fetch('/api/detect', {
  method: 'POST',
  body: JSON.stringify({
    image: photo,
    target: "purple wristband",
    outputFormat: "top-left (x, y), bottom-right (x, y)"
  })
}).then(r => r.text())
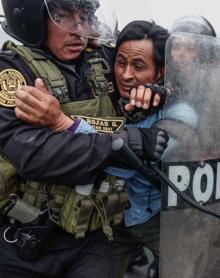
top-left (67, 118), bottom-right (81, 133)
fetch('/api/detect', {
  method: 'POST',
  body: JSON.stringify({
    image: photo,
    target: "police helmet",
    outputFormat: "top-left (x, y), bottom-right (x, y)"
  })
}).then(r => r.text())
top-left (170, 15), bottom-right (216, 37)
top-left (1, 0), bottom-right (100, 47)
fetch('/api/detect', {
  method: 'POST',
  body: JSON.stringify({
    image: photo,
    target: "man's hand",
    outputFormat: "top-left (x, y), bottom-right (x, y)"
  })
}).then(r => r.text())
top-left (125, 84), bottom-right (167, 112)
top-left (126, 126), bottom-right (169, 161)
top-left (15, 78), bottom-right (74, 131)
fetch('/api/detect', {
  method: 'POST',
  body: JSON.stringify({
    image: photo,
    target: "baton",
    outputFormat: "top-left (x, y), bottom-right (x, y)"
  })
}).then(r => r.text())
top-left (111, 138), bottom-right (160, 188)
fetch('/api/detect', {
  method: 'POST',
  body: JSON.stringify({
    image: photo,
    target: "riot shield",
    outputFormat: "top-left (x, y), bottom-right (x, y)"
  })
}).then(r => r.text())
top-left (160, 33), bottom-right (220, 278)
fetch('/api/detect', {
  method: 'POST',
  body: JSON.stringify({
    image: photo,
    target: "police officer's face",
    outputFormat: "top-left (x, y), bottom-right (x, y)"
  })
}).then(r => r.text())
top-left (171, 38), bottom-right (198, 68)
top-left (114, 39), bottom-right (161, 99)
top-left (46, 19), bottom-right (88, 61)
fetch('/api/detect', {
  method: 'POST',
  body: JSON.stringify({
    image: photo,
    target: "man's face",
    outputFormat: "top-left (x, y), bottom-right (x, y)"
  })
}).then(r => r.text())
top-left (114, 39), bottom-right (160, 99)
top-left (171, 38), bottom-right (198, 68)
top-left (46, 17), bottom-right (88, 61)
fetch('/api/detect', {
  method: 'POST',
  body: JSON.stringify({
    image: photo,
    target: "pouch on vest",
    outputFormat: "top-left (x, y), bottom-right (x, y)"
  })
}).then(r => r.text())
top-left (89, 180), bottom-right (113, 230)
top-left (89, 178), bottom-right (129, 236)
top-left (58, 189), bottom-right (94, 238)
top-left (0, 153), bottom-right (19, 210)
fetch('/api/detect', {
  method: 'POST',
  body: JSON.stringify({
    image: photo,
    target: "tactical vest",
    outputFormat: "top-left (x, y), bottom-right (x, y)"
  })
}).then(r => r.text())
top-left (0, 42), bottom-right (127, 239)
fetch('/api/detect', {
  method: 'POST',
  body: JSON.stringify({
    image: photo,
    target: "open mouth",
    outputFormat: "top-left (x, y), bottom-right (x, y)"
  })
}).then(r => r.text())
top-left (120, 83), bottom-right (133, 92)
top-left (66, 42), bottom-right (83, 52)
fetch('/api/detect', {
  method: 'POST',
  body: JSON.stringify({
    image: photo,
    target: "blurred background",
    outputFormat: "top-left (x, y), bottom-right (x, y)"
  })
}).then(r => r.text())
top-left (0, 0), bottom-right (219, 41)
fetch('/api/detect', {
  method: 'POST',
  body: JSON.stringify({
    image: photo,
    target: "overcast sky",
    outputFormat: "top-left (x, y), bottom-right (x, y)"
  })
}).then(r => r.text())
top-left (111, 0), bottom-right (220, 35)
top-left (0, 0), bottom-right (219, 35)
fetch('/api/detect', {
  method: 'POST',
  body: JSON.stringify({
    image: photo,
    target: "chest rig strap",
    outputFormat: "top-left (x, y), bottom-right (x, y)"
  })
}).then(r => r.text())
top-left (84, 48), bottom-right (111, 98)
top-left (4, 41), bottom-right (70, 103)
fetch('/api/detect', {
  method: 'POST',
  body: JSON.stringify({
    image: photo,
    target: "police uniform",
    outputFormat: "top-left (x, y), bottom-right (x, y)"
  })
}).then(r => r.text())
top-left (0, 41), bottom-right (124, 278)
top-left (0, 1), bottom-right (170, 276)
top-left (0, 44), bottom-right (121, 184)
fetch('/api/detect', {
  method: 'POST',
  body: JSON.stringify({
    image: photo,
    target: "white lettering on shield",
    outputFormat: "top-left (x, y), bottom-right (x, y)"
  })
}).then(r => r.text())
top-left (167, 162), bottom-right (220, 207)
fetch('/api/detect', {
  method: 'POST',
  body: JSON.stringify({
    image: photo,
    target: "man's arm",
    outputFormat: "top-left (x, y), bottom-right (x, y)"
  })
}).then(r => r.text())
top-left (15, 79), bottom-right (166, 129)
top-left (0, 58), bottom-right (114, 185)
top-left (0, 56), bottom-right (167, 187)
top-left (1, 104), bottom-right (168, 187)
top-left (0, 106), bottom-right (113, 185)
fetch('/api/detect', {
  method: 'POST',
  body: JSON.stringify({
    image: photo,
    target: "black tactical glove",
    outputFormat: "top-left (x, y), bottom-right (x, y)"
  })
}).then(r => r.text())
top-left (144, 83), bottom-right (168, 109)
top-left (126, 126), bottom-right (169, 161)
top-left (119, 82), bottom-right (169, 124)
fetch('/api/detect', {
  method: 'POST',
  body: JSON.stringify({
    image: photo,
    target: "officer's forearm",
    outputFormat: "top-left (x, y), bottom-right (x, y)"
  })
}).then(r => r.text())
top-left (0, 110), bottom-right (112, 185)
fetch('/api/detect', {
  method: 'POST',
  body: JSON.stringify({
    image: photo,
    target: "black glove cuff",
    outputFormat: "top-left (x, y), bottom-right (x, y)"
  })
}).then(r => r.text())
top-left (108, 131), bottom-right (131, 169)
top-left (144, 83), bottom-right (169, 108)
top-left (126, 127), bottom-right (143, 157)
top-left (110, 130), bottom-right (128, 144)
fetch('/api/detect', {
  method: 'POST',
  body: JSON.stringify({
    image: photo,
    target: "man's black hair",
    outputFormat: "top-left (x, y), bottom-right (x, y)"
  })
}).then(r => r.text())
top-left (115, 20), bottom-right (170, 75)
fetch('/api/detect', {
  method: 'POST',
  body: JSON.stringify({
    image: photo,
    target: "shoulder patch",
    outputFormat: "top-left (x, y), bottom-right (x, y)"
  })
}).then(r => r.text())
top-left (0, 69), bottom-right (26, 107)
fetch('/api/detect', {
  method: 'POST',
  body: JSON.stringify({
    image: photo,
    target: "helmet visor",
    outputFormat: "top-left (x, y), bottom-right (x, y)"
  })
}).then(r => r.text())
top-left (44, 0), bottom-right (117, 43)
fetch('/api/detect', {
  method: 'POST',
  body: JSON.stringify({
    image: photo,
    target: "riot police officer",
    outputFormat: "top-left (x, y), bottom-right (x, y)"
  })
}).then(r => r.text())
top-left (0, 0), bottom-right (168, 277)
top-left (157, 16), bottom-right (220, 278)
top-left (158, 15), bottom-right (216, 160)
top-left (170, 15), bottom-right (216, 36)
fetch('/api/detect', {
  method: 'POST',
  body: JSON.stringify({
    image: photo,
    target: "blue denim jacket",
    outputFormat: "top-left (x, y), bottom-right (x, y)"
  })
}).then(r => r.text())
top-left (75, 111), bottom-right (163, 227)
top-left (106, 111), bottom-right (162, 226)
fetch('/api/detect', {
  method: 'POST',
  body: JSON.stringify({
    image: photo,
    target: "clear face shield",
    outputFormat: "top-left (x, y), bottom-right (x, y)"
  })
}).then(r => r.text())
top-left (44, 0), bottom-right (117, 43)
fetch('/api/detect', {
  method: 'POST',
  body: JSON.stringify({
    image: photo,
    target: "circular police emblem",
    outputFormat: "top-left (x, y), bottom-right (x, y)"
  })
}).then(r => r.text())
top-left (0, 69), bottom-right (27, 107)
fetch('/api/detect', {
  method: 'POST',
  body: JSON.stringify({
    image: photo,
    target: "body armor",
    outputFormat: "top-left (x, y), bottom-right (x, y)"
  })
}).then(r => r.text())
top-left (0, 42), bottom-right (127, 239)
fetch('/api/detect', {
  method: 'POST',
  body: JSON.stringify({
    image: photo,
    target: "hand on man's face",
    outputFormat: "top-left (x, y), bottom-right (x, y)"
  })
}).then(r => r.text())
top-left (125, 85), bottom-right (162, 111)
